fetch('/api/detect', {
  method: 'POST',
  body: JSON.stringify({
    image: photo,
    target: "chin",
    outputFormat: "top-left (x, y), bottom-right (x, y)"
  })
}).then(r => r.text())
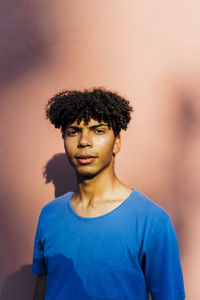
top-left (77, 172), bottom-right (98, 181)
top-left (76, 167), bottom-right (101, 179)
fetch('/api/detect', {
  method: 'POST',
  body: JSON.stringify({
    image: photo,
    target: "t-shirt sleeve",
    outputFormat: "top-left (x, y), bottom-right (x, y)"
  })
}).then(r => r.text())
top-left (142, 215), bottom-right (185, 300)
top-left (32, 212), bottom-right (47, 275)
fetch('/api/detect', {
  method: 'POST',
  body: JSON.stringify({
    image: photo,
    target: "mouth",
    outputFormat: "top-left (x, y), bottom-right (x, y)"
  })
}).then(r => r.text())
top-left (76, 155), bottom-right (97, 165)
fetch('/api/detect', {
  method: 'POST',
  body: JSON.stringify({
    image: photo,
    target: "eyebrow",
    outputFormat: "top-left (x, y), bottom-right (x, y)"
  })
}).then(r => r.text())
top-left (65, 123), bottom-right (109, 130)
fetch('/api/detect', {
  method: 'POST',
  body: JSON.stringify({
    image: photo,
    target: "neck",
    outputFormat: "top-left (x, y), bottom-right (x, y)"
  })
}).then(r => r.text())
top-left (74, 164), bottom-right (123, 205)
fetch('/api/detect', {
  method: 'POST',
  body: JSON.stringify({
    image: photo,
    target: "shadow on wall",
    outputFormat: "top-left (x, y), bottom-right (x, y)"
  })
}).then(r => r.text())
top-left (149, 88), bottom-right (200, 261)
top-left (0, 255), bottom-right (89, 300)
top-left (0, 153), bottom-right (76, 300)
top-left (0, 265), bottom-right (36, 300)
top-left (167, 93), bottom-right (200, 256)
top-left (171, 95), bottom-right (200, 253)
top-left (0, 0), bottom-right (58, 89)
top-left (43, 153), bottom-right (77, 198)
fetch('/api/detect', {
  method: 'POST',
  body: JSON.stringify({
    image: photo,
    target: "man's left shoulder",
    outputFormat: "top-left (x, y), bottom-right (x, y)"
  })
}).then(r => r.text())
top-left (131, 189), bottom-right (170, 222)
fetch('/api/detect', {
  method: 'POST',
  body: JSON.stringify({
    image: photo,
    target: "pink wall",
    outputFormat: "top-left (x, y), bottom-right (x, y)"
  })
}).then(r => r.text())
top-left (1, 1), bottom-right (200, 299)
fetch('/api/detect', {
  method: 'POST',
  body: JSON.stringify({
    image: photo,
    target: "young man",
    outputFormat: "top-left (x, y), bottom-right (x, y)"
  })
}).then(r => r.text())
top-left (32, 88), bottom-right (185, 300)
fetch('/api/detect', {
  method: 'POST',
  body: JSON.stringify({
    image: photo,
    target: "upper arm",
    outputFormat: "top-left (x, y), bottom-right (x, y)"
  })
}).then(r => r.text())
top-left (143, 216), bottom-right (185, 299)
top-left (33, 274), bottom-right (47, 300)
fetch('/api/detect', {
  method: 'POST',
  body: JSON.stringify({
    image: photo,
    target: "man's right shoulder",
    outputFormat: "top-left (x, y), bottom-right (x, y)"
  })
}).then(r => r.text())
top-left (39, 190), bottom-right (74, 219)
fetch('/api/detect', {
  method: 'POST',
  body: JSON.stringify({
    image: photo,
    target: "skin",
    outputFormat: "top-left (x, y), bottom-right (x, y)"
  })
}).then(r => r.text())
top-left (32, 274), bottom-right (46, 300)
top-left (64, 118), bottom-right (132, 218)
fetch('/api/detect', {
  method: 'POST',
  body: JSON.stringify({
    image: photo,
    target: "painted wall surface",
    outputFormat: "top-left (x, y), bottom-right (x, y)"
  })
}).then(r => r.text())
top-left (1, 1), bottom-right (200, 299)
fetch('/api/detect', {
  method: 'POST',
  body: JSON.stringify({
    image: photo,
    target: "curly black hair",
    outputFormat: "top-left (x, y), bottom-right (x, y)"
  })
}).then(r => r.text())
top-left (45, 87), bottom-right (133, 138)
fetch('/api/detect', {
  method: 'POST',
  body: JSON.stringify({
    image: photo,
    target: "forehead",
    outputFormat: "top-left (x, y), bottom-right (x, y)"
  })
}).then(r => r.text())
top-left (68, 118), bottom-right (108, 127)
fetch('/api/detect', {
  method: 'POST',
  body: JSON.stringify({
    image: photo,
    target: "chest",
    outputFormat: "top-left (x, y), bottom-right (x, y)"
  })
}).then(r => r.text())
top-left (41, 212), bottom-right (143, 267)
top-left (71, 199), bottom-right (125, 218)
top-left (41, 212), bottom-right (148, 299)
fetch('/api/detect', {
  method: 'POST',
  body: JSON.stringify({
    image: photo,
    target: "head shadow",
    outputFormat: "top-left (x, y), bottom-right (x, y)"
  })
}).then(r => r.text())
top-left (43, 153), bottom-right (76, 197)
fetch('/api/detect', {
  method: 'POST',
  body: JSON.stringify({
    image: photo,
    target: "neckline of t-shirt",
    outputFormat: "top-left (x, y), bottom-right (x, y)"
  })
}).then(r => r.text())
top-left (66, 188), bottom-right (137, 221)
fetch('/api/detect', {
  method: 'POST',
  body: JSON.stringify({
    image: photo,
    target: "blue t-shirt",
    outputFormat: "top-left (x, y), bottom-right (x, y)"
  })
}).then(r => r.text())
top-left (32, 189), bottom-right (185, 300)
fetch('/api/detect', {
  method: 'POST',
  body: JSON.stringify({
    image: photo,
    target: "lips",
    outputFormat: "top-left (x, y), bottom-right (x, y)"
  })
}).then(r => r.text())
top-left (76, 155), bottom-right (97, 164)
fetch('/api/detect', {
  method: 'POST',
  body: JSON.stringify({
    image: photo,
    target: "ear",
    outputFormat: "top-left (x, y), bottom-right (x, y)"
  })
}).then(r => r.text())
top-left (113, 134), bottom-right (121, 156)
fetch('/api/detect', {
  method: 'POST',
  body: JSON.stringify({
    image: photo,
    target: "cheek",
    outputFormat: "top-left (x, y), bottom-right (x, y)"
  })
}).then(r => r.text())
top-left (64, 142), bottom-right (74, 160)
top-left (95, 137), bottom-right (115, 156)
top-left (64, 138), bottom-right (75, 151)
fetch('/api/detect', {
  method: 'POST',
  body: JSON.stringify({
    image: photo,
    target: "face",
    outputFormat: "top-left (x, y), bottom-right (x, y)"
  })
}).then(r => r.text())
top-left (64, 118), bottom-right (121, 178)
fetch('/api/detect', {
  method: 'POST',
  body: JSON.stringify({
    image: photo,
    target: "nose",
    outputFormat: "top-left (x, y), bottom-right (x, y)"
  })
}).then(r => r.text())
top-left (78, 131), bottom-right (93, 148)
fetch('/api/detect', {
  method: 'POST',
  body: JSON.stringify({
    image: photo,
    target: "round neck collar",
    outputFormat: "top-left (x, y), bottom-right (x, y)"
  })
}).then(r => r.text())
top-left (67, 188), bottom-right (136, 221)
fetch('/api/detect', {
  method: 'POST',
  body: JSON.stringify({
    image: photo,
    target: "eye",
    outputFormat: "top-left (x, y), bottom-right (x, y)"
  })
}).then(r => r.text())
top-left (66, 130), bottom-right (78, 136)
top-left (95, 129), bottom-right (105, 134)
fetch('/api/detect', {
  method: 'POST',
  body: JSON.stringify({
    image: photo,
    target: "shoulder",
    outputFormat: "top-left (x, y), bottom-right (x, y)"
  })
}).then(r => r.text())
top-left (129, 189), bottom-right (170, 227)
top-left (131, 190), bottom-right (178, 249)
top-left (39, 190), bottom-right (74, 222)
top-left (130, 189), bottom-right (170, 222)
